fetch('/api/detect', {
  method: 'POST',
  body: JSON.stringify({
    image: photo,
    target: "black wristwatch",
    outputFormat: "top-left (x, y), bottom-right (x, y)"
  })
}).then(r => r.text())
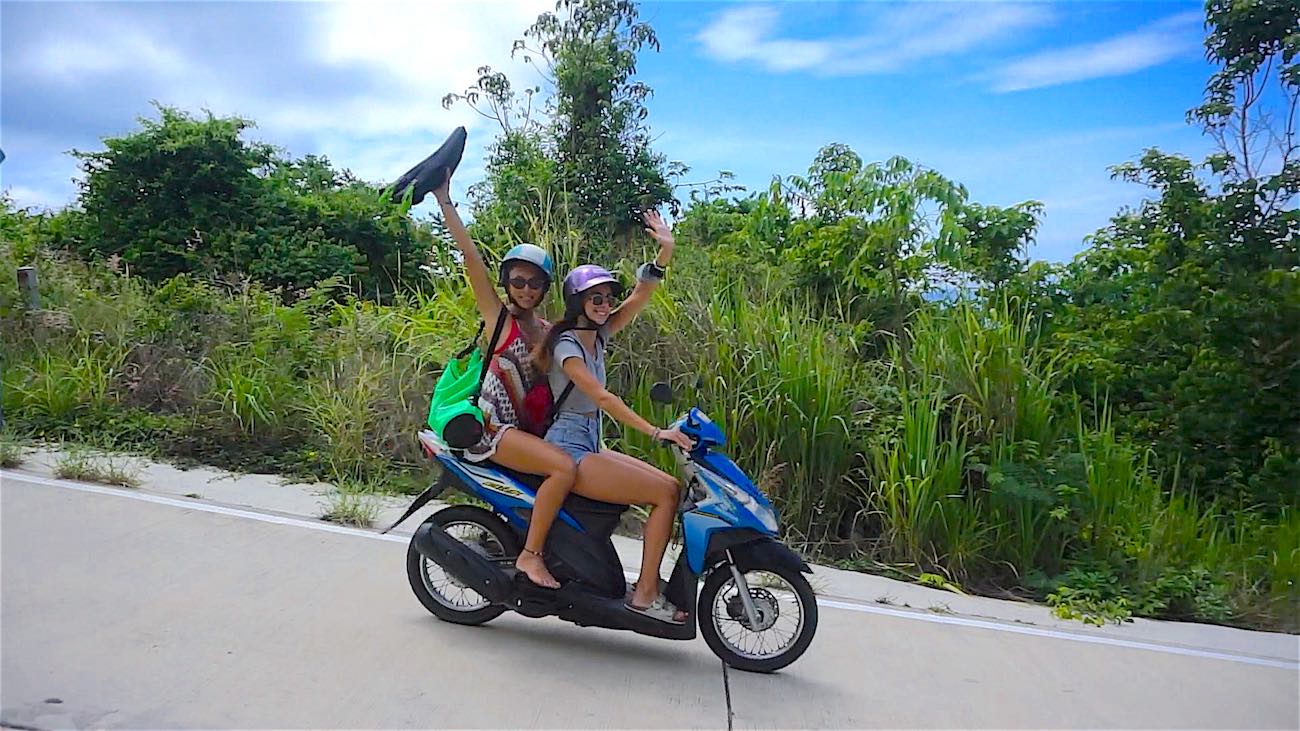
top-left (638, 261), bottom-right (667, 282)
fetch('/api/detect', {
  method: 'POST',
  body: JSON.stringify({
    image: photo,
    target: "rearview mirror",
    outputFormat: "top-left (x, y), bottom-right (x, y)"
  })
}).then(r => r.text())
top-left (649, 382), bottom-right (675, 404)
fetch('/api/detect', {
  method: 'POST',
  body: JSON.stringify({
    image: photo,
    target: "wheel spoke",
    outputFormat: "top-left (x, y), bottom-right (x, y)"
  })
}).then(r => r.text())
top-left (711, 569), bottom-right (808, 662)
top-left (420, 519), bottom-right (507, 613)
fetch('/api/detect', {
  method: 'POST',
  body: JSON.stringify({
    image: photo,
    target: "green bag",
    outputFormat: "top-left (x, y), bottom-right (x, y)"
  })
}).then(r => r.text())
top-left (427, 307), bottom-right (508, 450)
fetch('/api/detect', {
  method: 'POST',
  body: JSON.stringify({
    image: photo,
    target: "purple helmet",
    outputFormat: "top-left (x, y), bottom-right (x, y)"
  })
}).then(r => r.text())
top-left (563, 264), bottom-right (624, 299)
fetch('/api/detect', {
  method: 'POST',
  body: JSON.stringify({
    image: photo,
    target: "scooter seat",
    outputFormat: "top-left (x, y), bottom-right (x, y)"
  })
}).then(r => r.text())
top-left (484, 460), bottom-right (628, 515)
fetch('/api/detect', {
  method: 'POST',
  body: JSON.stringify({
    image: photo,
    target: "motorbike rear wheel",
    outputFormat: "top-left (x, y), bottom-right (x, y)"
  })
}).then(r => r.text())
top-left (698, 562), bottom-right (818, 673)
top-left (406, 505), bottom-right (519, 626)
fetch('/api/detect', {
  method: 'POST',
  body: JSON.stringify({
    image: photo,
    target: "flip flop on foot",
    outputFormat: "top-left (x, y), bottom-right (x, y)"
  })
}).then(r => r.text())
top-left (515, 548), bottom-right (560, 589)
top-left (625, 594), bottom-right (687, 625)
top-left (625, 578), bottom-right (668, 602)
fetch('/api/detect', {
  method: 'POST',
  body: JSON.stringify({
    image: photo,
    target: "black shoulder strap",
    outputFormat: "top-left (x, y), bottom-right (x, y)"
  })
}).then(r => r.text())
top-left (475, 306), bottom-right (510, 393)
top-left (552, 381), bottom-right (576, 413)
top-left (453, 320), bottom-right (486, 360)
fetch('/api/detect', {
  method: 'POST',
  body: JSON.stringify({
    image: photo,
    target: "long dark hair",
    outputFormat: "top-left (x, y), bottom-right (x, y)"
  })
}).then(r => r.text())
top-left (533, 295), bottom-right (592, 373)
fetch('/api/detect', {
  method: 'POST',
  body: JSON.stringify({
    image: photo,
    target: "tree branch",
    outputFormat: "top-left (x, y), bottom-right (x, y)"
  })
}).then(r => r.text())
top-left (1240, 73), bottom-right (1255, 178)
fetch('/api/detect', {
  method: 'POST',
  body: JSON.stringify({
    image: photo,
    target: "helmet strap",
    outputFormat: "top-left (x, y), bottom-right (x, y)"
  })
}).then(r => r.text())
top-left (506, 293), bottom-right (531, 312)
top-left (573, 312), bottom-right (605, 330)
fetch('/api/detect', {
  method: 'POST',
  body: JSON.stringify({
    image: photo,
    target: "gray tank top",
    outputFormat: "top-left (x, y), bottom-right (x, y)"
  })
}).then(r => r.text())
top-left (548, 328), bottom-right (608, 414)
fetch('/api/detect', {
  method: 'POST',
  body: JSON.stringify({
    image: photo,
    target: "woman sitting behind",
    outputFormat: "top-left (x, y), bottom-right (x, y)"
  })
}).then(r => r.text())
top-left (433, 174), bottom-right (575, 590)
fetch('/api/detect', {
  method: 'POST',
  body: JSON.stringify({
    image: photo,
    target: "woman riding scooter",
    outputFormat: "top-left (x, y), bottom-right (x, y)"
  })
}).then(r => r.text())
top-left (534, 223), bottom-right (696, 624)
top-left (433, 176), bottom-right (575, 590)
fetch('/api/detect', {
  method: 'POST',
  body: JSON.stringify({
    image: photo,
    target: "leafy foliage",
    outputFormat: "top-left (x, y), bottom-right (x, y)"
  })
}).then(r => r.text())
top-left (445, 0), bottom-right (675, 261)
top-left (2, 0), bottom-right (1296, 632)
top-left (71, 105), bottom-right (436, 298)
top-left (1051, 149), bottom-right (1299, 508)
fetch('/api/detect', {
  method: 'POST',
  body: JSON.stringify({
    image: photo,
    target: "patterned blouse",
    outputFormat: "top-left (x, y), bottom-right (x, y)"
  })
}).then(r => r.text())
top-left (464, 315), bottom-right (549, 462)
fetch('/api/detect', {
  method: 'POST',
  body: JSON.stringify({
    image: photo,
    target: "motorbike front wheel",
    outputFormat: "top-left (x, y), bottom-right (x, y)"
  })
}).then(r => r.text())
top-left (405, 505), bottom-right (518, 626)
top-left (698, 562), bottom-right (818, 673)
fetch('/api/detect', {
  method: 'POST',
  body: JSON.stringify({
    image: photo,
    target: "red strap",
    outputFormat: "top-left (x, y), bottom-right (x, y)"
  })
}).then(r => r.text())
top-left (493, 318), bottom-right (522, 355)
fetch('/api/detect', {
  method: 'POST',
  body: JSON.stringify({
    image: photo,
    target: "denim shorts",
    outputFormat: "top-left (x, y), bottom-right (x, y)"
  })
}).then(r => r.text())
top-left (545, 411), bottom-right (601, 464)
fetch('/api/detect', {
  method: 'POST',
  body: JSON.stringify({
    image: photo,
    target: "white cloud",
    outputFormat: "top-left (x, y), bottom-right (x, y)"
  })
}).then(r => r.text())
top-left (9, 5), bottom-right (191, 83)
top-left (305, 0), bottom-right (553, 137)
top-left (3, 1), bottom-right (556, 209)
top-left (988, 11), bottom-right (1203, 93)
top-left (318, 1), bottom-right (550, 84)
top-left (696, 3), bottom-right (1053, 76)
top-left (27, 32), bottom-right (192, 83)
top-left (286, 1), bottom-right (549, 190)
top-left (1, 183), bottom-right (75, 213)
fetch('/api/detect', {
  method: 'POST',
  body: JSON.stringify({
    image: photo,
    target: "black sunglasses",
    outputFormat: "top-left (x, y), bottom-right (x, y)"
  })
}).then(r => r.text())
top-left (586, 292), bottom-right (618, 307)
top-left (508, 276), bottom-right (547, 291)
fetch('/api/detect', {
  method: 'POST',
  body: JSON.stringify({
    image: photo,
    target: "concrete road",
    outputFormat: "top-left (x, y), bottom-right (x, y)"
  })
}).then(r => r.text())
top-left (2, 474), bottom-right (1297, 730)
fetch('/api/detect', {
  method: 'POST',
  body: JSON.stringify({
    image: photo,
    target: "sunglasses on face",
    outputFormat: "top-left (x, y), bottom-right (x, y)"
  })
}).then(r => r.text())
top-left (508, 276), bottom-right (547, 291)
top-left (586, 292), bottom-right (617, 307)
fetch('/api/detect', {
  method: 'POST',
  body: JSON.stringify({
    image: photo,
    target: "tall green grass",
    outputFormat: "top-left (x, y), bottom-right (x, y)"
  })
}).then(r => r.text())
top-left (7, 339), bottom-right (125, 422)
top-left (614, 277), bottom-right (882, 545)
top-left (868, 390), bottom-right (986, 579)
top-left (2, 234), bottom-right (1294, 630)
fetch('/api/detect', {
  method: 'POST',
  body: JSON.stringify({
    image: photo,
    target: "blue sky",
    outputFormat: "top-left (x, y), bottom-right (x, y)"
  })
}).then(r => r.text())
top-left (1, 1), bottom-right (1217, 262)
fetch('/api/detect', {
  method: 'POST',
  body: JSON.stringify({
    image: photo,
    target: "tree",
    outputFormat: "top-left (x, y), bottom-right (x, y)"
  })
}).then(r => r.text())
top-left (464, 130), bottom-right (561, 253)
top-left (74, 106), bottom-right (274, 279)
top-left (527, 0), bottom-right (673, 256)
top-left (1042, 1), bottom-right (1300, 509)
top-left (1190, 0), bottom-right (1298, 204)
top-left (673, 194), bottom-right (756, 249)
top-left (1053, 148), bottom-right (1299, 508)
top-left (446, 0), bottom-right (676, 261)
top-left (442, 65), bottom-right (544, 137)
top-left (786, 148), bottom-right (968, 346)
top-left (72, 106), bottom-right (433, 298)
top-left (955, 200), bottom-right (1045, 295)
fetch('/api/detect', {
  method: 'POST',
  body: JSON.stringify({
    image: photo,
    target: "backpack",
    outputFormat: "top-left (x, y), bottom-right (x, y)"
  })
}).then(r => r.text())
top-left (426, 307), bottom-right (509, 449)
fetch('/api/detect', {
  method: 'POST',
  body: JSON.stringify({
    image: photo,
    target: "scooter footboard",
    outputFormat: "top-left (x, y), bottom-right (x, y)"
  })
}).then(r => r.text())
top-left (558, 589), bottom-right (696, 641)
top-left (412, 521), bottom-right (513, 604)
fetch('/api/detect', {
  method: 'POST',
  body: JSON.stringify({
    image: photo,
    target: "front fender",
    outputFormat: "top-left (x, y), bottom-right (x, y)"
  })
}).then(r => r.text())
top-left (705, 531), bottom-right (812, 575)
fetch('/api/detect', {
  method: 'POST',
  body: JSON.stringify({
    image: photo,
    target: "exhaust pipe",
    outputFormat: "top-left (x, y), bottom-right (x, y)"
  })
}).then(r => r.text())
top-left (412, 522), bottom-right (512, 604)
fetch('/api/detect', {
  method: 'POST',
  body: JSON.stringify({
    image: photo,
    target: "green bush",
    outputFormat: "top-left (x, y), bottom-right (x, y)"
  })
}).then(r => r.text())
top-left (68, 106), bottom-right (439, 299)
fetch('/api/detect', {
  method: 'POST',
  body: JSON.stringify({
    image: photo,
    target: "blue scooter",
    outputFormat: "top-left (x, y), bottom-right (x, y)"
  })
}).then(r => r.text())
top-left (387, 382), bottom-right (818, 672)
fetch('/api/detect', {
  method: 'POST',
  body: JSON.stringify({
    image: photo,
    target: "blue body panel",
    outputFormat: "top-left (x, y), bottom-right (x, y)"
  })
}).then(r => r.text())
top-left (437, 454), bottom-right (582, 530)
top-left (699, 451), bottom-right (760, 495)
top-left (681, 461), bottom-right (780, 573)
top-left (435, 405), bottom-right (784, 577)
top-left (682, 509), bottom-right (732, 574)
top-left (679, 407), bottom-right (725, 448)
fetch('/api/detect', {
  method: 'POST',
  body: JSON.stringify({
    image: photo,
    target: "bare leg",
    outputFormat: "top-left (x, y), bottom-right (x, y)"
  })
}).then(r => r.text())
top-left (602, 450), bottom-right (681, 491)
top-left (491, 428), bottom-right (575, 589)
top-left (570, 450), bottom-right (682, 611)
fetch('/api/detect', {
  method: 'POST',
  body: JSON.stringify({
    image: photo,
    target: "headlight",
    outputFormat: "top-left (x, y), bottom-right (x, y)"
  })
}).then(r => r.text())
top-left (716, 477), bottom-right (779, 533)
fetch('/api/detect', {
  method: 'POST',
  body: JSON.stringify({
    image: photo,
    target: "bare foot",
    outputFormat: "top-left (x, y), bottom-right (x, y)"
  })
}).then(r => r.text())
top-left (515, 551), bottom-right (560, 589)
